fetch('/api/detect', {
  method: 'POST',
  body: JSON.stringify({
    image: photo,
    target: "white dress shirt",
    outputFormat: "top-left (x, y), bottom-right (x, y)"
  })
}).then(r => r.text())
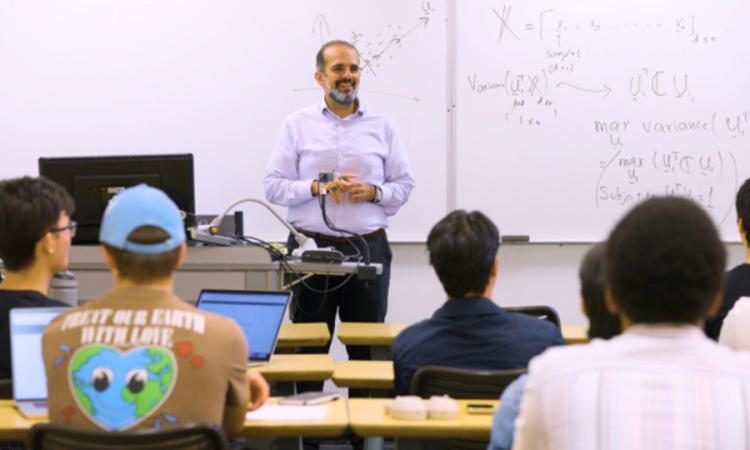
top-left (719, 297), bottom-right (750, 350)
top-left (513, 325), bottom-right (750, 450)
top-left (264, 100), bottom-right (415, 235)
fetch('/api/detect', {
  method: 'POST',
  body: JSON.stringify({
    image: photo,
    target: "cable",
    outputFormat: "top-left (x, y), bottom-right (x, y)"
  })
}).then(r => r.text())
top-left (317, 190), bottom-right (371, 264)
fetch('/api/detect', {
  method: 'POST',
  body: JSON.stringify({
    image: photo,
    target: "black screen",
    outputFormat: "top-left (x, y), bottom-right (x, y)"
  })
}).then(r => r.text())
top-left (39, 154), bottom-right (195, 244)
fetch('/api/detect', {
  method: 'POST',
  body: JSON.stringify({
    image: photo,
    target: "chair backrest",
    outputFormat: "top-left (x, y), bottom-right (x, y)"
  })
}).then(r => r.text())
top-left (0, 378), bottom-right (12, 400)
top-left (409, 365), bottom-right (527, 399)
top-left (27, 423), bottom-right (229, 450)
top-left (505, 305), bottom-right (561, 329)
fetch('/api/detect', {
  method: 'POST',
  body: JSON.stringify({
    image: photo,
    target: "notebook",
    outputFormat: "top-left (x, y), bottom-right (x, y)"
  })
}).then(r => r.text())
top-left (10, 306), bottom-right (68, 418)
top-left (196, 290), bottom-right (291, 365)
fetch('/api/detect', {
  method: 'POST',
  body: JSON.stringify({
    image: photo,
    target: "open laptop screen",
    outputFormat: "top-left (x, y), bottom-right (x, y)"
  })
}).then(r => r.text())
top-left (196, 290), bottom-right (290, 362)
top-left (10, 307), bottom-right (68, 401)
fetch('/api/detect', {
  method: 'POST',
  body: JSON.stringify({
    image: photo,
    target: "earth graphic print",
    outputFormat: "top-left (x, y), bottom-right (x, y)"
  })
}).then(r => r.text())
top-left (68, 344), bottom-right (177, 430)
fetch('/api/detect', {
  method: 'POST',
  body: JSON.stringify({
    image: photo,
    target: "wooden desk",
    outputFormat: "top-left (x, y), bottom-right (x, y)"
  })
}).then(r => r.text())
top-left (242, 397), bottom-right (348, 438)
top-left (561, 324), bottom-right (589, 344)
top-left (338, 321), bottom-right (590, 346)
top-left (337, 322), bottom-right (407, 347)
top-left (348, 398), bottom-right (497, 440)
top-left (0, 398), bottom-right (348, 441)
top-left (277, 323), bottom-right (330, 348)
top-left (0, 400), bottom-right (43, 440)
top-left (256, 354), bottom-right (334, 382)
top-left (332, 360), bottom-right (394, 390)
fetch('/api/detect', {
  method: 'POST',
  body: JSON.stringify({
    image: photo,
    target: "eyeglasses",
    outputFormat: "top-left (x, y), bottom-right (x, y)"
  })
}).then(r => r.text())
top-left (49, 220), bottom-right (77, 238)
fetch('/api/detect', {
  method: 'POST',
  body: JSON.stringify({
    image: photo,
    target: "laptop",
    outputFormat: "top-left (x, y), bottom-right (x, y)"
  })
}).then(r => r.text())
top-left (10, 307), bottom-right (68, 418)
top-left (196, 290), bottom-right (291, 366)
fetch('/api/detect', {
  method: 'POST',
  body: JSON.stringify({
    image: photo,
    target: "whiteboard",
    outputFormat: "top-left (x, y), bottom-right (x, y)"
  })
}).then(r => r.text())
top-left (0, 0), bottom-right (447, 242)
top-left (456, 0), bottom-right (748, 241)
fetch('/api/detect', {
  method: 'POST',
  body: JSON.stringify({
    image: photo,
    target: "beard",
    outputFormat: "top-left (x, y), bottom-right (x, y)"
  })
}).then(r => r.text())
top-left (327, 80), bottom-right (358, 105)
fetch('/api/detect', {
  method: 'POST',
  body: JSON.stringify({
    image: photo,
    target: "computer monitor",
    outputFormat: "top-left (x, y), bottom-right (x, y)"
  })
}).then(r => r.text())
top-left (39, 154), bottom-right (195, 244)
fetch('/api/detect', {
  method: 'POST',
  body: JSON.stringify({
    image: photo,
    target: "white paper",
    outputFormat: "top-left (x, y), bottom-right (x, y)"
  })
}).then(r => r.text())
top-left (245, 405), bottom-right (328, 422)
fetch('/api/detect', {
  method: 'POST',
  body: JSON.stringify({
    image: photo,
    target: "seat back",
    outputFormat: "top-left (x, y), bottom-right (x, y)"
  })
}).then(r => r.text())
top-left (405, 366), bottom-right (526, 450)
top-left (505, 305), bottom-right (561, 329)
top-left (409, 365), bottom-right (527, 399)
top-left (27, 423), bottom-right (229, 450)
top-left (0, 378), bottom-right (12, 399)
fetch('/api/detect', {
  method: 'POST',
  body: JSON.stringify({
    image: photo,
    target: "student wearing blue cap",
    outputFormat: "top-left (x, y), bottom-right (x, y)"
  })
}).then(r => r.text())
top-left (42, 184), bottom-right (268, 435)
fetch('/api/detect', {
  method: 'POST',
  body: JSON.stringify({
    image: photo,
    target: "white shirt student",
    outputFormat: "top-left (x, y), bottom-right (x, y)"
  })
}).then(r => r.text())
top-left (719, 297), bottom-right (750, 350)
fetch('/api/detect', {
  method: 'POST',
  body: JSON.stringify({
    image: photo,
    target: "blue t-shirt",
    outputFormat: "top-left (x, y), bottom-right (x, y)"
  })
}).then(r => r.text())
top-left (488, 375), bottom-right (528, 450)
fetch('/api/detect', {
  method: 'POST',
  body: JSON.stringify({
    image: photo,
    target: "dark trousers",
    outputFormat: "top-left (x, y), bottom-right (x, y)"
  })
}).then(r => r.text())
top-left (286, 231), bottom-right (392, 392)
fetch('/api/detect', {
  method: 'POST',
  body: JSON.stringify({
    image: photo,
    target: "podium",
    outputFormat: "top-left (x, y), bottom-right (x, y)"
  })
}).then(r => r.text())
top-left (69, 245), bottom-right (381, 304)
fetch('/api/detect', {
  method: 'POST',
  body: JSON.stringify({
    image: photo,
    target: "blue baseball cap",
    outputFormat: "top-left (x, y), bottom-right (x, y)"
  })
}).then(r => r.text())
top-left (99, 184), bottom-right (186, 254)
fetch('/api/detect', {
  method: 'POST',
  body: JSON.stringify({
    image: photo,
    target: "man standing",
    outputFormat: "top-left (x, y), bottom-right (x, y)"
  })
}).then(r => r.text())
top-left (264, 40), bottom-right (415, 372)
top-left (513, 197), bottom-right (750, 450)
top-left (0, 176), bottom-right (73, 381)
top-left (43, 185), bottom-right (268, 434)
top-left (391, 210), bottom-right (564, 395)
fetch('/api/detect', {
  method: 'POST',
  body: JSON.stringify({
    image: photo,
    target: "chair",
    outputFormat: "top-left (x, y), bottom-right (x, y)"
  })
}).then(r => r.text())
top-left (407, 367), bottom-right (527, 450)
top-left (0, 379), bottom-right (12, 400)
top-left (505, 305), bottom-right (561, 329)
top-left (409, 365), bottom-right (527, 399)
top-left (26, 423), bottom-right (229, 450)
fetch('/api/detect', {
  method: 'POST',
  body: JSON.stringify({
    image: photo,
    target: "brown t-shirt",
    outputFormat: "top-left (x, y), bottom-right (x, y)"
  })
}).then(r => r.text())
top-left (42, 286), bottom-right (249, 434)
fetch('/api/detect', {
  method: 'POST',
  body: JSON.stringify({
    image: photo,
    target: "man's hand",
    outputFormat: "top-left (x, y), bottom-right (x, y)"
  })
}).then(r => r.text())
top-left (247, 369), bottom-right (270, 411)
top-left (347, 175), bottom-right (376, 203)
top-left (327, 175), bottom-right (352, 204)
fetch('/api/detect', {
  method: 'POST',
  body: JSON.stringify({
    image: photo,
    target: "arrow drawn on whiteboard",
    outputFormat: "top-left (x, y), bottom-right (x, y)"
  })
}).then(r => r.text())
top-left (312, 15), bottom-right (330, 44)
top-left (361, 15), bottom-right (431, 74)
top-left (557, 82), bottom-right (612, 98)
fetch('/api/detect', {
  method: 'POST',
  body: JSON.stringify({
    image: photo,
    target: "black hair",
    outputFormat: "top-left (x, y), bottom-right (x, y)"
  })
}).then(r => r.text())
top-left (316, 40), bottom-right (360, 72)
top-left (735, 178), bottom-right (750, 245)
top-left (0, 176), bottom-right (75, 271)
top-left (427, 210), bottom-right (500, 298)
top-left (579, 243), bottom-right (621, 339)
top-left (606, 197), bottom-right (725, 324)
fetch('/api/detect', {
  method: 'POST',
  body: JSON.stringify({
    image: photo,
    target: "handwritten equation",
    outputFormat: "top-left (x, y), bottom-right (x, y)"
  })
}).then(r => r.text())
top-left (493, 6), bottom-right (718, 47)
top-left (593, 111), bottom-right (750, 147)
top-left (591, 110), bottom-right (745, 222)
top-left (596, 146), bottom-right (736, 221)
top-left (464, 5), bottom-right (723, 126)
top-left (457, 3), bottom-right (745, 236)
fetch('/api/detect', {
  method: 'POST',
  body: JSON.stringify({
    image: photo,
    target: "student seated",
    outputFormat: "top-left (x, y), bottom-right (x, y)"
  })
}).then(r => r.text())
top-left (706, 177), bottom-right (750, 340)
top-left (391, 210), bottom-right (564, 395)
top-left (42, 184), bottom-right (268, 434)
top-left (513, 197), bottom-right (750, 450)
top-left (0, 176), bottom-right (73, 381)
top-left (487, 243), bottom-right (621, 450)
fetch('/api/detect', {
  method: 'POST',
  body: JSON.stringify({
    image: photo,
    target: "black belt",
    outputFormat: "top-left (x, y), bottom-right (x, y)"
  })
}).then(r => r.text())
top-left (296, 227), bottom-right (385, 244)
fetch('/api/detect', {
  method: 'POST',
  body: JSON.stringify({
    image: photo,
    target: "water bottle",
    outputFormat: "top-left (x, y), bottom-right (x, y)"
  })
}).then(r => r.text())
top-left (49, 270), bottom-right (78, 306)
